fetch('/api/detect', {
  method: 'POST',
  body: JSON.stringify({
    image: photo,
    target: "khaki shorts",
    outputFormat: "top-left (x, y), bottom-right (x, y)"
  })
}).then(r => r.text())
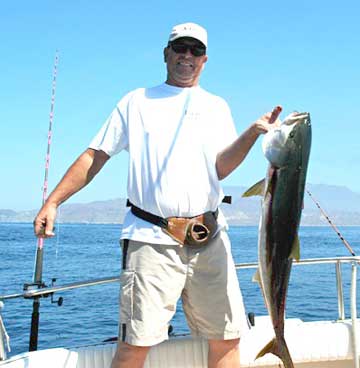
top-left (119, 230), bottom-right (249, 346)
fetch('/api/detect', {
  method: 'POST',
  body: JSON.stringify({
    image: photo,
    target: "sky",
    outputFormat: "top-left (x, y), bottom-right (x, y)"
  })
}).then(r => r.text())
top-left (1, 0), bottom-right (359, 211)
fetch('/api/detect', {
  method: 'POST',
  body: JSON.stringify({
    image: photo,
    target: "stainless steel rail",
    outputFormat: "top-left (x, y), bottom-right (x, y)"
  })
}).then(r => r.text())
top-left (1, 256), bottom-right (359, 307)
top-left (234, 256), bottom-right (360, 368)
top-left (235, 256), bottom-right (360, 322)
top-left (351, 263), bottom-right (359, 368)
top-left (0, 276), bottom-right (121, 301)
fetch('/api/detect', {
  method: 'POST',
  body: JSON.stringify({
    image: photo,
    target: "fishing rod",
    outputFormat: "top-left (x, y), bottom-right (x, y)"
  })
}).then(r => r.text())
top-left (306, 189), bottom-right (356, 256)
top-left (28, 51), bottom-right (59, 351)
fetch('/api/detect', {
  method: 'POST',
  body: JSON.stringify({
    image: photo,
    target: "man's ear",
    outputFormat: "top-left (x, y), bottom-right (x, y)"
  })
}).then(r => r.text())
top-left (201, 55), bottom-right (208, 70)
top-left (163, 47), bottom-right (168, 62)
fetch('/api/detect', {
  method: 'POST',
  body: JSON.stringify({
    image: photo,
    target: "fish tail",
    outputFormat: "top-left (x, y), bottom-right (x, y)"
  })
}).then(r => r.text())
top-left (255, 338), bottom-right (276, 360)
top-left (256, 337), bottom-right (294, 368)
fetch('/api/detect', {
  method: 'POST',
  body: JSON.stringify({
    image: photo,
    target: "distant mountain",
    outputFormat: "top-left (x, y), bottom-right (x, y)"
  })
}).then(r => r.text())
top-left (1, 184), bottom-right (360, 225)
top-left (0, 199), bottom-right (128, 224)
top-left (222, 183), bottom-right (360, 226)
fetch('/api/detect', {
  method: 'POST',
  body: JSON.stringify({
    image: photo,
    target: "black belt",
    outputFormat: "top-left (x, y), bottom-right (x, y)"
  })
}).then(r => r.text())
top-left (126, 196), bottom-right (231, 228)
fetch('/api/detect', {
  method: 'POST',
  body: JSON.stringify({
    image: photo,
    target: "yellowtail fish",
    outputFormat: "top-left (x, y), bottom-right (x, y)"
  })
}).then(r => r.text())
top-left (243, 112), bottom-right (312, 368)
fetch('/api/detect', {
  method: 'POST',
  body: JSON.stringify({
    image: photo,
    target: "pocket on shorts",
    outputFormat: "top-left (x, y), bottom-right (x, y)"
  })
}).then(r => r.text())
top-left (120, 269), bottom-right (135, 322)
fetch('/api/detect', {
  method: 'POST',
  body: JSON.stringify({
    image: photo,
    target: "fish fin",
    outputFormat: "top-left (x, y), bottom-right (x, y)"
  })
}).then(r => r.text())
top-left (252, 268), bottom-right (261, 283)
top-left (289, 233), bottom-right (300, 261)
top-left (242, 179), bottom-right (266, 197)
top-left (256, 337), bottom-right (294, 367)
top-left (256, 338), bottom-right (277, 360)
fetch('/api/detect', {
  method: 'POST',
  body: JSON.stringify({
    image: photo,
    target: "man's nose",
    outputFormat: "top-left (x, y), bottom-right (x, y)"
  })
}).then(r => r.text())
top-left (183, 48), bottom-right (192, 57)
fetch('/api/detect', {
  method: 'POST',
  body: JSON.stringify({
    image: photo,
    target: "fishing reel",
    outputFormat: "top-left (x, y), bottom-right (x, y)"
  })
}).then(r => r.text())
top-left (23, 278), bottom-right (63, 306)
top-left (50, 278), bottom-right (63, 306)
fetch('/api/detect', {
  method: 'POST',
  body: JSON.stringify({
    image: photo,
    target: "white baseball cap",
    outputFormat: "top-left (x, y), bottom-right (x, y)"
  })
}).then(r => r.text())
top-left (168, 22), bottom-right (208, 48)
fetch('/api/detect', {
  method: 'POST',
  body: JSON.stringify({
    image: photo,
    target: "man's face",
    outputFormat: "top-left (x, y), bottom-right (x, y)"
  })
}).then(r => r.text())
top-left (164, 37), bottom-right (208, 88)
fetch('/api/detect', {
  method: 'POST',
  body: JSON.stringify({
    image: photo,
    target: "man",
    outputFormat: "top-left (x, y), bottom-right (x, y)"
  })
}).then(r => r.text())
top-left (34, 22), bottom-right (281, 368)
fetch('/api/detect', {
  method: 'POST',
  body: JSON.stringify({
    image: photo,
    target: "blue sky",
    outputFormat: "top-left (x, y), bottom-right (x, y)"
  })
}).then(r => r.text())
top-left (1, 0), bottom-right (359, 210)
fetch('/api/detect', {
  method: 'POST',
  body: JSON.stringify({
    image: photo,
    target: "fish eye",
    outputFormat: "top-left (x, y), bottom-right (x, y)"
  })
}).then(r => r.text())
top-left (289, 132), bottom-right (295, 138)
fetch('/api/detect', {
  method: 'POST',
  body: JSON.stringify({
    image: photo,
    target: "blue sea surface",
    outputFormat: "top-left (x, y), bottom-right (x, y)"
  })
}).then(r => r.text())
top-left (1, 223), bottom-right (360, 357)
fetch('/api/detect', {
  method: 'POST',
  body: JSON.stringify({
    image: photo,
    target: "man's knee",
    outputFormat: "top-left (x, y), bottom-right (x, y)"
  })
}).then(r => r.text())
top-left (111, 341), bottom-right (151, 368)
top-left (208, 338), bottom-right (240, 353)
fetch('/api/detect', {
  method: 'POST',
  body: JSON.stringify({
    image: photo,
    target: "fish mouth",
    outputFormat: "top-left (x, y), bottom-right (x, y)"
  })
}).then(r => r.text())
top-left (283, 112), bottom-right (310, 125)
top-left (262, 111), bottom-right (311, 168)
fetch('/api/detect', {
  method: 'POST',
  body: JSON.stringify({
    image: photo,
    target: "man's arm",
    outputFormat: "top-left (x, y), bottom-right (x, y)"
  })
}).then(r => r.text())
top-left (33, 148), bottom-right (110, 238)
top-left (216, 106), bottom-right (282, 180)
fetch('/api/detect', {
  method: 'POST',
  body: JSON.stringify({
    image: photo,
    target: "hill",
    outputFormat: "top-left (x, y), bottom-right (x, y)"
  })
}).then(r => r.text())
top-left (1, 184), bottom-right (360, 225)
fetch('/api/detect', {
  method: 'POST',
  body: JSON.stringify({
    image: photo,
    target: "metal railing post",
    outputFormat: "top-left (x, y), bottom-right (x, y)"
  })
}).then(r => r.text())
top-left (351, 262), bottom-right (359, 368)
top-left (335, 261), bottom-right (345, 320)
top-left (0, 323), bottom-right (5, 361)
top-left (0, 301), bottom-right (8, 361)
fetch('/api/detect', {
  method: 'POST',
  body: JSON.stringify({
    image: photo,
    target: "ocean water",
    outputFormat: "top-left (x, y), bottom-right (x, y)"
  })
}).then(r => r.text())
top-left (1, 223), bottom-right (360, 357)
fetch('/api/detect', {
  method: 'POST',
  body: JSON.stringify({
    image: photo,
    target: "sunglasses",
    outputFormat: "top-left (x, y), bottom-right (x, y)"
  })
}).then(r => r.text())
top-left (170, 42), bottom-right (206, 57)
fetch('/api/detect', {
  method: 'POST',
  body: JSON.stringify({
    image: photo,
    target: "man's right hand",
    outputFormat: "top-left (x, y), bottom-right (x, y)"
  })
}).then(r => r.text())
top-left (33, 203), bottom-right (57, 238)
top-left (33, 148), bottom-right (110, 239)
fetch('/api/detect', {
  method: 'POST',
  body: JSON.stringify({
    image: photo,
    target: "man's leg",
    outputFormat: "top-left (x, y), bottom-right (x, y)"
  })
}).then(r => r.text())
top-left (181, 232), bottom-right (247, 367)
top-left (116, 240), bottom-right (186, 367)
top-left (208, 338), bottom-right (240, 368)
top-left (111, 341), bottom-right (150, 368)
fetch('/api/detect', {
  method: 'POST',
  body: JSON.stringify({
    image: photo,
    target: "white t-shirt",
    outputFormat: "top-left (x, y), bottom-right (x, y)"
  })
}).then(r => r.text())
top-left (89, 83), bottom-right (237, 244)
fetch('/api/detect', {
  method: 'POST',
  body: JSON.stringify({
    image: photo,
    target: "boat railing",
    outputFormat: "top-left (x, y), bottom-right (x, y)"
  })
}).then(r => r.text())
top-left (234, 256), bottom-right (360, 368)
top-left (1, 256), bottom-right (360, 363)
top-left (235, 256), bottom-right (360, 322)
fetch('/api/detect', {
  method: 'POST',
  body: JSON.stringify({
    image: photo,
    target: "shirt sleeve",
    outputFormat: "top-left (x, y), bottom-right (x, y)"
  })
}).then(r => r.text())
top-left (88, 102), bottom-right (129, 157)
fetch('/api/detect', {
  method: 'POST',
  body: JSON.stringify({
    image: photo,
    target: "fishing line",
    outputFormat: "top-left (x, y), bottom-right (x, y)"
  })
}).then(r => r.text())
top-left (35, 50), bottom-right (59, 252)
top-left (306, 189), bottom-right (356, 256)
